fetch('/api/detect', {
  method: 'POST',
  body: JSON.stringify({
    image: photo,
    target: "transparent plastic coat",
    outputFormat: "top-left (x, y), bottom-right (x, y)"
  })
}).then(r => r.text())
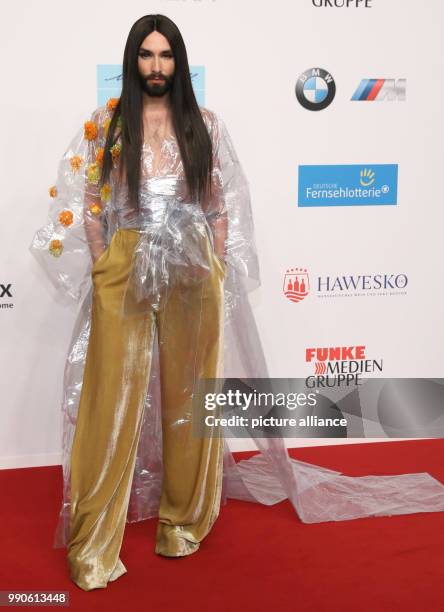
top-left (30, 103), bottom-right (444, 549)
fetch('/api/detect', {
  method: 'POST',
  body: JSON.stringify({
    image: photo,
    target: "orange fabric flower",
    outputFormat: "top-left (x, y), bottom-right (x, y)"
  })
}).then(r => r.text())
top-left (100, 183), bottom-right (111, 203)
top-left (95, 148), bottom-right (104, 164)
top-left (49, 185), bottom-right (57, 198)
top-left (59, 209), bottom-right (74, 227)
top-left (84, 120), bottom-right (98, 141)
top-left (107, 97), bottom-right (119, 111)
top-left (49, 239), bottom-right (63, 257)
top-left (70, 155), bottom-right (83, 172)
top-left (89, 203), bottom-right (102, 216)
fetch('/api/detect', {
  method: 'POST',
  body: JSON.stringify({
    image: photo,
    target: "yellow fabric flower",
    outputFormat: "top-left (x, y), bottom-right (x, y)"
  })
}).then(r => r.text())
top-left (49, 239), bottom-right (63, 257)
top-left (59, 209), bottom-right (74, 227)
top-left (49, 185), bottom-right (57, 198)
top-left (110, 142), bottom-right (121, 161)
top-left (86, 162), bottom-right (101, 185)
top-left (84, 120), bottom-right (98, 141)
top-left (100, 183), bottom-right (111, 202)
top-left (70, 155), bottom-right (83, 173)
top-left (89, 203), bottom-right (102, 216)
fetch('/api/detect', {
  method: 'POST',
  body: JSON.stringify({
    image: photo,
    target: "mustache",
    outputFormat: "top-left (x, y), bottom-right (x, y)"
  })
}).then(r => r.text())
top-left (146, 74), bottom-right (170, 82)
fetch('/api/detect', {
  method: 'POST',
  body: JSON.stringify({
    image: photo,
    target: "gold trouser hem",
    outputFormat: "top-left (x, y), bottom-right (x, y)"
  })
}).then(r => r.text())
top-left (154, 525), bottom-right (201, 557)
top-left (67, 228), bottom-right (225, 590)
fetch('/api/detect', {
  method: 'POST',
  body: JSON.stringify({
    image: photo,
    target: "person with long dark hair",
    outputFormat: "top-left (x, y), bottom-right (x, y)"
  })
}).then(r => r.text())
top-left (69, 14), bottom-right (230, 589)
top-left (32, 13), bottom-right (236, 590)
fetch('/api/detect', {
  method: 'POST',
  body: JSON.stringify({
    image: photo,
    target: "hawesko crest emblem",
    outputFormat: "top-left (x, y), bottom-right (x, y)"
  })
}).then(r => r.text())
top-left (284, 268), bottom-right (310, 303)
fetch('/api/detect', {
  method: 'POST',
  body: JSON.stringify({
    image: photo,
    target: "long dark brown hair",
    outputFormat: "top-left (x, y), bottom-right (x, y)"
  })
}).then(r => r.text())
top-left (99, 14), bottom-right (213, 209)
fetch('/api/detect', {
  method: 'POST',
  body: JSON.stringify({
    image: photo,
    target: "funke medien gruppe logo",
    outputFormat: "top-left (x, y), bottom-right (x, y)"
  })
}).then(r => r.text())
top-left (298, 164), bottom-right (398, 207)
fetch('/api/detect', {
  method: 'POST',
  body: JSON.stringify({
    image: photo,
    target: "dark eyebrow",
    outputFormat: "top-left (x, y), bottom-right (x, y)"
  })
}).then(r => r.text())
top-left (138, 47), bottom-right (173, 53)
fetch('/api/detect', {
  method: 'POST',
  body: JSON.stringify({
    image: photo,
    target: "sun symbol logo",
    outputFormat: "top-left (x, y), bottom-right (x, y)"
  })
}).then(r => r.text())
top-left (360, 168), bottom-right (375, 187)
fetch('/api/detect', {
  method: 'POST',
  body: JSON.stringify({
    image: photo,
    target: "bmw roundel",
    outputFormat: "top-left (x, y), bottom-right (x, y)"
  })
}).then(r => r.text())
top-left (295, 67), bottom-right (336, 111)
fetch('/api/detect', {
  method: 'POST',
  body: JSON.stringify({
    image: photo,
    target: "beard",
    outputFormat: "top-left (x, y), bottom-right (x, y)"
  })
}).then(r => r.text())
top-left (140, 73), bottom-right (174, 97)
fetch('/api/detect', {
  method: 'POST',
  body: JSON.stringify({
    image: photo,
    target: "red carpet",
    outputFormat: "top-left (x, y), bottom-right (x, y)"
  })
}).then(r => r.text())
top-left (1, 440), bottom-right (444, 611)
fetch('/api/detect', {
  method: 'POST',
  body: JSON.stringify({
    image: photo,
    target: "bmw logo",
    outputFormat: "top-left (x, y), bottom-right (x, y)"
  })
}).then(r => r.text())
top-left (295, 67), bottom-right (336, 111)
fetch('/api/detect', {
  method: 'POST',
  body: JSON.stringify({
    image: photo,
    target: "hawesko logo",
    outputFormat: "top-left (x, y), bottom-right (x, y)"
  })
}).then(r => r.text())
top-left (317, 273), bottom-right (408, 292)
top-left (298, 164), bottom-right (398, 207)
top-left (351, 79), bottom-right (406, 101)
top-left (283, 268), bottom-right (310, 303)
top-left (305, 345), bottom-right (383, 388)
top-left (283, 269), bottom-right (408, 302)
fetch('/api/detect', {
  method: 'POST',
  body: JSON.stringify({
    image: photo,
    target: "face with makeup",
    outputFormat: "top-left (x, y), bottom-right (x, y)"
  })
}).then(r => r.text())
top-left (137, 31), bottom-right (175, 97)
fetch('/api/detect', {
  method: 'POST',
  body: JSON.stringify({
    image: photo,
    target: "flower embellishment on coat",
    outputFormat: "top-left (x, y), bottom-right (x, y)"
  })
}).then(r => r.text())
top-left (84, 120), bottom-right (98, 141)
top-left (110, 142), bottom-right (121, 161)
top-left (95, 148), bottom-right (104, 164)
top-left (49, 185), bottom-right (57, 198)
top-left (49, 239), bottom-right (63, 258)
top-left (59, 209), bottom-right (74, 227)
top-left (70, 155), bottom-right (83, 173)
top-left (89, 203), bottom-right (102, 216)
top-left (100, 183), bottom-right (111, 203)
top-left (86, 162), bottom-right (101, 185)
top-left (107, 97), bottom-right (119, 112)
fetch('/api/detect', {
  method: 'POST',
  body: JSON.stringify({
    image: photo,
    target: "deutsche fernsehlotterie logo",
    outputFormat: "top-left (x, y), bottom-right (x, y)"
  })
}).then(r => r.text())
top-left (283, 268), bottom-right (310, 303)
top-left (298, 164), bottom-right (398, 207)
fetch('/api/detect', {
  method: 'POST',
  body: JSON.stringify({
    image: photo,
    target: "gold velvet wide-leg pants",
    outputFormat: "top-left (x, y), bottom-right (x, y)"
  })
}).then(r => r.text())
top-left (67, 228), bottom-right (225, 591)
